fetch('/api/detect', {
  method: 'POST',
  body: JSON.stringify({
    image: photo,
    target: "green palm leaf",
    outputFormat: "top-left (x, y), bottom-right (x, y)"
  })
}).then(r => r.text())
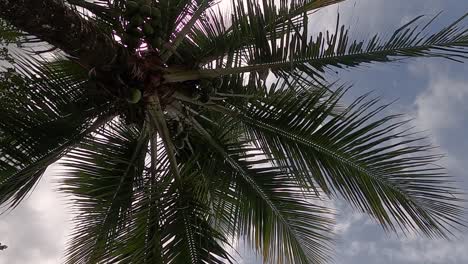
top-left (164, 9), bottom-right (468, 84)
top-left (1, 1), bottom-right (467, 263)
top-left (0, 19), bottom-right (24, 44)
top-left (109, 134), bottom-right (170, 263)
top-left (187, 116), bottom-right (334, 263)
top-left (113, 145), bottom-right (233, 264)
top-left (60, 120), bottom-right (149, 263)
top-left (180, 0), bottom-right (344, 64)
top-left (159, 172), bottom-right (232, 264)
top-left (214, 84), bottom-right (464, 237)
top-left (0, 54), bottom-right (111, 209)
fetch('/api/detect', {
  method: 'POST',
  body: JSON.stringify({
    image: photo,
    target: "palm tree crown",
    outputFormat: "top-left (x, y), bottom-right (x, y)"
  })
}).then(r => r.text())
top-left (0, 0), bottom-right (467, 263)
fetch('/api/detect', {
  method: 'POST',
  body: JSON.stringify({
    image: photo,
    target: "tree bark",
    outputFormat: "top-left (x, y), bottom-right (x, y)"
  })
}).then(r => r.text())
top-left (0, 0), bottom-right (119, 68)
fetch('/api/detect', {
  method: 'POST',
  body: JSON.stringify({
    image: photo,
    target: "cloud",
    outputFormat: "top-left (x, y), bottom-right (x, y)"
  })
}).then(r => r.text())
top-left (0, 165), bottom-right (71, 264)
top-left (2, 2), bottom-right (468, 264)
top-left (332, 57), bottom-right (468, 264)
top-left (382, 237), bottom-right (468, 264)
top-left (410, 60), bottom-right (468, 173)
top-left (233, 240), bottom-right (262, 264)
top-left (413, 64), bottom-right (468, 128)
top-left (308, 0), bottom-right (453, 37)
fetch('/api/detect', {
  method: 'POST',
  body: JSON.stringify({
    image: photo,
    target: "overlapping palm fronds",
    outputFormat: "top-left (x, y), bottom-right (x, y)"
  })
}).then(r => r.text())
top-left (0, 1), bottom-right (467, 263)
top-left (0, 52), bottom-right (112, 209)
top-left (164, 2), bottom-right (468, 85)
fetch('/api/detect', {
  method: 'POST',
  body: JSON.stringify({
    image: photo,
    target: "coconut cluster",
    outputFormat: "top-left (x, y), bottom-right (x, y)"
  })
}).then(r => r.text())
top-left (122, 0), bottom-right (162, 50)
top-left (91, 1), bottom-right (224, 126)
top-left (167, 120), bottom-right (191, 150)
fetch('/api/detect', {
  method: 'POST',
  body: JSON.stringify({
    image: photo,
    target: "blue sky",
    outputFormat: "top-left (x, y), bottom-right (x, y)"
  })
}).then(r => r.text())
top-left (323, 2), bottom-right (468, 263)
top-left (238, 1), bottom-right (468, 263)
top-left (1, 1), bottom-right (468, 263)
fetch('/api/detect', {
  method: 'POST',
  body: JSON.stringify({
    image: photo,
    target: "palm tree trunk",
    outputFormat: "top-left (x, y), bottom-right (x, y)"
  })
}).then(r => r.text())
top-left (0, 0), bottom-right (119, 68)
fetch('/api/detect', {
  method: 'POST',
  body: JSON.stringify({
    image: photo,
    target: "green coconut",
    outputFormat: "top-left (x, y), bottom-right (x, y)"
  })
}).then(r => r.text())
top-left (88, 67), bottom-right (97, 80)
top-left (124, 9), bottom-right (135, 19)
top-left (170, 6), bottom-right (178, 14)
top-left (199, 92), bottom-right (210, 103)
top-left (143, 23), bottom-right (155, 36)
top-left (128, 35), bottom-right (141, 44)
top-left (130, 15), bottom-right (144, 26)
top-left (200, 79), bottom-right (211, 86)
top-left (150, 19), bottom-right (161, 30)
top-left (200, 79), bottom-right (214, 94)
top-left (151, 7), bottom-right (161, 18)
top-left (140, 5), bottom-right (152, 17)
top-left (135, 0), bottom-right (147, 6)
top-left (174, 137), bottom-right (185, 149)
top-left (127, 88), bottom-right (142, 104)
top-left (126, 1), bottom-right (139, 13)
top-left (121, 34), bottom-right (129, 43)
top-left (205, 85), bottom-right (214, 94)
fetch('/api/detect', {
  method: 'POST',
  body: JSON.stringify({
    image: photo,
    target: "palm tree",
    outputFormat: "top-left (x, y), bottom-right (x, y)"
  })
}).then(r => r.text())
top-left (0, 0), bottom-right (467, 263)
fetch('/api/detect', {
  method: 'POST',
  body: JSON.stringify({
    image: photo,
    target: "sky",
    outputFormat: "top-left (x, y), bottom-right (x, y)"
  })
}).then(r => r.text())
top-left (1, 0), bottom-right (468, 263)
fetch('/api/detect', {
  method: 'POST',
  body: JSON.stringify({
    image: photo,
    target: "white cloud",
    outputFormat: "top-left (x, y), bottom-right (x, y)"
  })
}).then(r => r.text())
top-left (334, 59), bottom-right (468, 264)
top-left (378, 236), bottom-right (468, 264)
top-left (3, 2), bottom-right (468, 264)
top-left (0, 165), bottom-right (71, 264)
top-left (333, 58), bottom-right (468, 264)
top-left (334, 209), bottom-right (364, 235)
top-left (410, 61), bottom-right (468, 174)
top-left (413, 68), bottom-right (468, 138)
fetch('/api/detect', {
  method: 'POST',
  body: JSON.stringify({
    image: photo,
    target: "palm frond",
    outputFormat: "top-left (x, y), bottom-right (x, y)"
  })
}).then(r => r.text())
top-left (107, 133), bottom-right (170, 263)
top-left (59, 119), bottom-right (149, 263)
top-left (1, 1), bottom-right (467, 263)
top-left (67, 0), bottom-right (119, 24)
top-left (215, 84), bottom-right (464, 238)
top-left (0, 19), bottom-right (53, 54)
top-left (0, 19), bottom-right (24, 44)
top-left (147, 95), bottom-right (183, 183)
top-left (178, 0), bottom-right (344, 65)
top-left (160, 0), bottom-right (211, 62)
top-left (108, 142), bottom-right (233, 264)
top-left (239, 13), bottom-right (468, 76)
top-left (187, 116), bottom-right (334, 264)
top-left (165, 11), bottom-right (468, 83)
top-left (0, 54), bottom-right (111, 210)
top-left (160, 168), bottom-right (233, 264)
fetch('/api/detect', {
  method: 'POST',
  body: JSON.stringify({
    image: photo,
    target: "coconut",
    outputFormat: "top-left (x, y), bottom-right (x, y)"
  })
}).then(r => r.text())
top-left (174, 138), bottom-right (185, 149)
top-left (130, 15), bottom-right (144, 26)
top-left (127, 89), bottom-right (142, 104)
top-left (170, 6), bottom-right (178, 14)
top-left (200, 79), bottom-right (214, 94)
top-left (150, 19), bottom-right (161, 30)
top-left (151, 7), bottom-right (161, 18)
top-left (88, 67), bottom-right (97, 80)
top-left (140, 5), bottom-right (152, 17)
top-left (143, 23), bottom-right (155, 37)
top-left (135, 0), bottom-right (147, 6)
top-left (126, 1), bottom-right (139, 13)
top-left (199, 92), bottom-right (210, 103)
top-left (123, 34), bottom-right (140, 43)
